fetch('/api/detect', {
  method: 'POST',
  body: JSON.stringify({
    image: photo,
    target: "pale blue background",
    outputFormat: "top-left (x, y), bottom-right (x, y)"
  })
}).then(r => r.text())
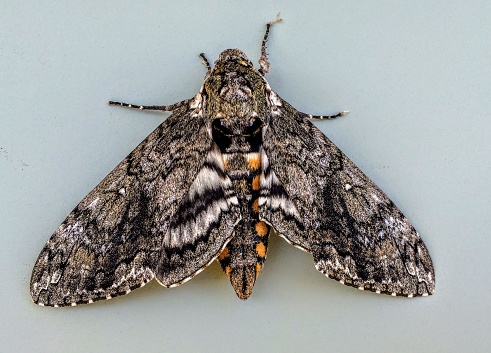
top-left (1, 1), bottom-right (490, 352)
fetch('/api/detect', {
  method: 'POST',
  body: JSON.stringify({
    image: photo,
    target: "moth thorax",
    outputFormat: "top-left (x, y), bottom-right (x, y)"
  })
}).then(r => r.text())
top-left (220, 78), bottom-right (252, 102)
top-left (212, 116), bottom-right (264, 153)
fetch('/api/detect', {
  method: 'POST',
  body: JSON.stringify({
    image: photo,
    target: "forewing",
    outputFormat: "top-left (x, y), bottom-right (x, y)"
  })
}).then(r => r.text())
top-left (260, 97), bottom-right (435, 297)
top-left (30, 105), bottom-right (238, 306)
top-left (156, 146), bottom-right (240, 287)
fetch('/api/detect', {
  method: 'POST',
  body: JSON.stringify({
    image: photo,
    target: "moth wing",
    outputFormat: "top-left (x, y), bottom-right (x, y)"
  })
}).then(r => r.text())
top-left (260, 97), bottom-right (435, 297)
top-left (155, 145), bottom-right (240, 287)
top-left (31, 105), bottom-right (239, 306)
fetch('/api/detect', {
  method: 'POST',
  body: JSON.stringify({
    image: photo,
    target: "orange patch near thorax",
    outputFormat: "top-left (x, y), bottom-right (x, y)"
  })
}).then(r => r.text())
top-left (247, 153), bottom-right (261, 170)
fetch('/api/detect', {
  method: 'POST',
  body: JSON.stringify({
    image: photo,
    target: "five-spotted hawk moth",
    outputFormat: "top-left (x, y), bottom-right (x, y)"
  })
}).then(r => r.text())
top-left (30, 17), bottom-right (435, 307)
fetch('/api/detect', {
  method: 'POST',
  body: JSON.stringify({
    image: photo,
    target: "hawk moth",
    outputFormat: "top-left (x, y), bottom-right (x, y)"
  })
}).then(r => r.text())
top-left (30, 18), bottom-right (435, 306)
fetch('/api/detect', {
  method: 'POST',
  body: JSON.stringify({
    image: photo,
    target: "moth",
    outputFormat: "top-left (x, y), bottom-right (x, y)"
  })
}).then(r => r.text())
top-left (30, 17), bottom-right (435, 307)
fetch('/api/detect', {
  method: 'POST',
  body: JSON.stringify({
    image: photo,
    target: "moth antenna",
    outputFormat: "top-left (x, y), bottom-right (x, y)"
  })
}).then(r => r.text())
top-left (199, 53), bottom-right (212, 73)
top-left (258, 13), bottom-right (283, 75)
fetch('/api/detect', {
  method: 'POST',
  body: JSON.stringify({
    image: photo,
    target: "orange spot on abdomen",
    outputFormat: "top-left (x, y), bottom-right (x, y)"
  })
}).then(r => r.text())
top-left (255, 221), bottom-right (269, 236)
top-left (256, 242), bottom-right (267, 258)
top-left (252, 175), bottom-right (260, 190)
top-left (255, 263), bottom-right (262, 277)
top-left (247, 153), bottom-right (261, 170)
top-left (252, 199), bottom-right (259, 213)
top-left (218, 247), bottom-right (229, 260)
top-left (224, 266), bottom-right (231, 277)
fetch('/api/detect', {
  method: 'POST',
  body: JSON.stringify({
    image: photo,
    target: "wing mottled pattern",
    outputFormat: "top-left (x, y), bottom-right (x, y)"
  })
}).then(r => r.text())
top-left (261, 97), bottom-right (435, 297)
top-left (157, 146), bottom-right (240, 287)
top-left (30, 105), bottom-right (235, 306)
top-left (31, 18), bottom-right (435, 304)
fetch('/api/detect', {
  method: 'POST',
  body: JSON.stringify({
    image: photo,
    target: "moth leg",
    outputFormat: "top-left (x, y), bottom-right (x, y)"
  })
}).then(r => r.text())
top-left (108, 99), bottom-right (190, 111)
top-left (199, 53), bottom-right (212, 73)
top-left (258, 13), bottom-right (283, 76)
top-left (303, 110), bottom-right (350, 120)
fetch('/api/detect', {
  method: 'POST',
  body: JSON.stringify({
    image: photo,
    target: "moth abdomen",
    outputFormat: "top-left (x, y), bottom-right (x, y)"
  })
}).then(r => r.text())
top-left (217, 150), bottom-right (271, 299)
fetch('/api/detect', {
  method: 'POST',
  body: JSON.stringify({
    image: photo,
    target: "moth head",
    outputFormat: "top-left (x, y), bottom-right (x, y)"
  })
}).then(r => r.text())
top-left (205, 49), bottom-right (264, 104)
top-left (215, 49), bottom-right (254, 69)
